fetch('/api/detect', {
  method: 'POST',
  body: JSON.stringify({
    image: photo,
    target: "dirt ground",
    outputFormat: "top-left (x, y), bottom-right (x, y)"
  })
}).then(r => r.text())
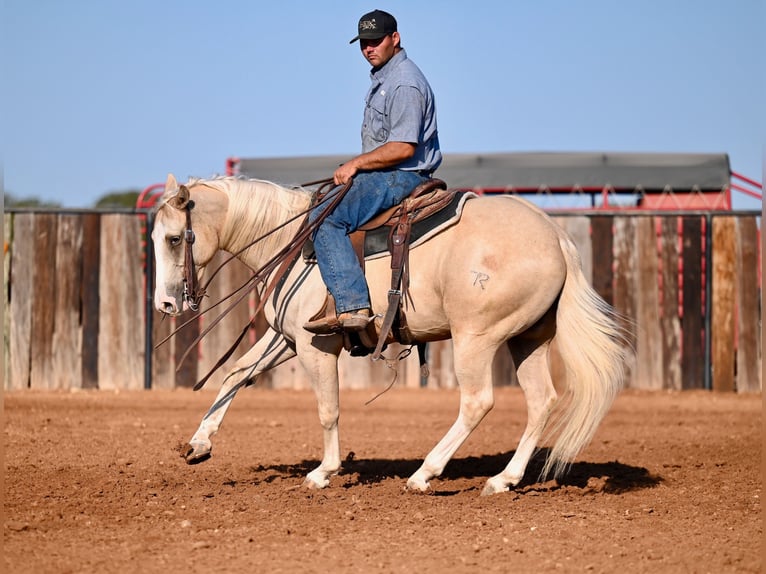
top-left (3, 386), bottom-right (761, 573)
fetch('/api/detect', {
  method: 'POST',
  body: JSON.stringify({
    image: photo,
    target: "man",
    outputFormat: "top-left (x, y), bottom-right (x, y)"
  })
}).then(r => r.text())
top-left (304, 9), bottom-right (442, 335)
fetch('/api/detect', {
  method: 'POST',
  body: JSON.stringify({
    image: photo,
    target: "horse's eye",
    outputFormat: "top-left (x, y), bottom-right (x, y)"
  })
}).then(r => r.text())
top-left (168, 235), bottom-right (182, 247)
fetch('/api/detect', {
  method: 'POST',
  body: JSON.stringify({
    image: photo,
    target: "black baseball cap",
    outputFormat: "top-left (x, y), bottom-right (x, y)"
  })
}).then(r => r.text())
top-left (349, 9), bottom-right (397, 44)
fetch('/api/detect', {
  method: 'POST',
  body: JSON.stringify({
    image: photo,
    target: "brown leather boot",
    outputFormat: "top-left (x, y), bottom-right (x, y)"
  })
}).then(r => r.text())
top-left (303, 308), bottom-right (372, 335)
top-left (339, 308), bottom-right (372, 331)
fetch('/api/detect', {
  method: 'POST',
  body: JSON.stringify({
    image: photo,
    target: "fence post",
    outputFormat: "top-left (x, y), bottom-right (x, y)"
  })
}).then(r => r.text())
top-left (144, 210), bottom-right (155, 390)
top-left (703, 213), bottom-right (713, 390)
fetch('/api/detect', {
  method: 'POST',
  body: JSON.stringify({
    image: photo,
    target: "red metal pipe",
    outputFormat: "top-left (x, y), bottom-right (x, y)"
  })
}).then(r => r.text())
top-left (730, 182), bottom-right (763, 200)
top-left (731, 170), bottom-right (763, 190)
top-left (136, 183), bottom-right (166, 209)
top-left (226, 157), bottom-right (240, 176)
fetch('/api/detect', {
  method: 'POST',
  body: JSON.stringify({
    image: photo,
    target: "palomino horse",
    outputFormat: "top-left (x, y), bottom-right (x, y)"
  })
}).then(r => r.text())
top-left (152, 174), bottom-right (629, 495)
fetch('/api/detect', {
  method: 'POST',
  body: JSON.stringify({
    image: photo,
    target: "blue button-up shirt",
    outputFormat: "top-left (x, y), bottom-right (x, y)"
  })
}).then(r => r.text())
top-left (361, 49), bottom-right (442, 173)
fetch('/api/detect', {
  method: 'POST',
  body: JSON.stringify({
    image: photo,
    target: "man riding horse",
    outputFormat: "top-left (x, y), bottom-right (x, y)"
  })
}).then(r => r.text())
top-left (150, 10), bottom-right (629, 495)
top-left (303, 9), bottom-right (442, 335)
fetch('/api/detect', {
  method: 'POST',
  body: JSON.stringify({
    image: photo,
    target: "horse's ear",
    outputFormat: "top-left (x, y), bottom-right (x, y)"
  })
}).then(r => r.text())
top-left (178, 185), bottom-right (190, 206)
top-left (167, 184), bottom-right (191, 210)
top-left (165, 173), bottom-right (178, 192)
top-left (163, 173), bottom-right (185, 210)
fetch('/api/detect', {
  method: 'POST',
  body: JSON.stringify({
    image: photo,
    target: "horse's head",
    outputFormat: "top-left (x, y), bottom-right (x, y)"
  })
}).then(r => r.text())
top-left (152, 174), bottom-right (224, 316)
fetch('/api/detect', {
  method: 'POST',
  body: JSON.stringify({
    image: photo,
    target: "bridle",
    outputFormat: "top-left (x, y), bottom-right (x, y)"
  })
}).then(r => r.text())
top-left (181, 200), bottom-right (205, 312)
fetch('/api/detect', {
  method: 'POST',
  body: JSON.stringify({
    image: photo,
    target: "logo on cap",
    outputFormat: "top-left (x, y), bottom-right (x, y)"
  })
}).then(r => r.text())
top-left (349, 10), bottom-right (397, 44)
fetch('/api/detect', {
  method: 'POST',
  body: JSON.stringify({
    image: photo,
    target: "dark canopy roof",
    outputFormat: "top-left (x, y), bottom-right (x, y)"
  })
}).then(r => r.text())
top-left (237, 152), bottom-right (731, 192)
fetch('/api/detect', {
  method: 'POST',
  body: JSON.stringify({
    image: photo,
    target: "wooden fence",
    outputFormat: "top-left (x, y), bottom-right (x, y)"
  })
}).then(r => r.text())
top-left (3, 209), bottom-right (761, 393)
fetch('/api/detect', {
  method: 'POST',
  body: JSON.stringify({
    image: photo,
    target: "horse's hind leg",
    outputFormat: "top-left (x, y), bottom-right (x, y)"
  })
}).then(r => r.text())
top-left (481, 338), bottom-right (557, 495)
top-left (406, 337), bottom-right (497, 492)
top-left (185, 330), bottom-right (296, 463)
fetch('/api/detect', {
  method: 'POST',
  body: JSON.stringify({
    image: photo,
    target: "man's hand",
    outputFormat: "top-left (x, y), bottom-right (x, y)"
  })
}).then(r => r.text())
top-left (334, 162), bottom-right (358, 186)
top-left (334, 142), bottom-right (416, 186)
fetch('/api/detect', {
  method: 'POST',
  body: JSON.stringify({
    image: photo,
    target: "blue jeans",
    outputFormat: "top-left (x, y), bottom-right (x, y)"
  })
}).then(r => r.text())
top-left (310, 170), bottom-right (427, 314)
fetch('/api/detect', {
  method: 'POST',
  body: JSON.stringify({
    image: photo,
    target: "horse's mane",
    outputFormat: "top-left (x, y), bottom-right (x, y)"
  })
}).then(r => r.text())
top-left (189, 176), bottom-right (313, 257)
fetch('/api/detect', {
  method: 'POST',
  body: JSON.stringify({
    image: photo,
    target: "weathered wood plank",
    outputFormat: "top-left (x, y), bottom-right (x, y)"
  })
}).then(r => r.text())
top-left (681, 217), bottom-right (704, 389)
top-left (427, 340), bottom-right (456, 389)
top-left (734, 217), bottom-right (761, 392)
top-left (98, 214), bottom-right (145, 390)
top-left (9, 214), bottom-right (34, 390)
top-left (173, 314), bottom-right (200, 389)
top-left (29, 214), bottom-right (57, 389)
top-left (197, 252), bottom-right (255, 388)
top-left (151, 309), bottom-right (175, 390)
top-left (634, 217), bottom-right (663, 390)
top-left (81, 214), bottom-right (101, 389)
top-left (659, 217), bottom-right (682, 391)
top-left (338, 343), bottom-right (418, 390)
top-left (561, 216), bottom-right (593, 283)
top-left (711, 217), bottom-right (737, 392)
top-left (51, 215), bottom-right (83, 389)
top-left (4, 214), bottom-right (12, 389)
top-left (613, 217), bottom-right (637, 387)
top-left (402, 346), bottom-right (424, 389)
top-left (591, 216), bottom-right (614, 305)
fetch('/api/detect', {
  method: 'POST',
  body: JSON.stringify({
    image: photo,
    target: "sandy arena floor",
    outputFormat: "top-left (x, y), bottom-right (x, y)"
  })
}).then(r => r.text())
top-left (3, 386), bottom-right (762, 573)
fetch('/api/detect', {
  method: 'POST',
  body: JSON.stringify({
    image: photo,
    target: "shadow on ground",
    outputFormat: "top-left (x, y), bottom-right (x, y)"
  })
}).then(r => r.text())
top-left (243, 449), bottom-right (661, 494)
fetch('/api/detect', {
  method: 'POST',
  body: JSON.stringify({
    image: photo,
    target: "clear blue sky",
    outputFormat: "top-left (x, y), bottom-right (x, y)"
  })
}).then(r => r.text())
top-left (2, 1), bottom-right (763, 209)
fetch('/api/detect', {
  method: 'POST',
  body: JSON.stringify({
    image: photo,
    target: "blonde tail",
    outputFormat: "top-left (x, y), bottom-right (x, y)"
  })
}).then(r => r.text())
top-left (542, 234), bottom-right (632, 479)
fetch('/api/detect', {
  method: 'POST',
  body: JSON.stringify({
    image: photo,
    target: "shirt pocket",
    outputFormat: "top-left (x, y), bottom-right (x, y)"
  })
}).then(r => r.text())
top-left (364, 93), bottom-right (388, 143)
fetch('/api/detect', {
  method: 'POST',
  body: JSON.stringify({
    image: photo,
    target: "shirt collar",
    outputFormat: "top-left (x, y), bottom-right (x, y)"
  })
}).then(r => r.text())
top-left (370, 49), bottom-right (408, 83)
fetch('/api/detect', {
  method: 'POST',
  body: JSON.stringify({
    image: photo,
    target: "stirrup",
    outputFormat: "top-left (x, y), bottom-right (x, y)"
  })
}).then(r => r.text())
top-left (303, 309), bottom-right (371, 335)
top-left (340, 310), bottom-right (373, 332)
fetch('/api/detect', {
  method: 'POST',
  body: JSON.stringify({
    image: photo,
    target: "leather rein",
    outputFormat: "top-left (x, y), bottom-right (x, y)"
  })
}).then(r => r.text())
top-left (172, 178), bottom-right (352, 389)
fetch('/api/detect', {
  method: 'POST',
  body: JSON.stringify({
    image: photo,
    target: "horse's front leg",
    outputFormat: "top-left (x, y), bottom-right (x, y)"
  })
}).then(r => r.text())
top-left (185, 329), bottom-right (296, 463)
top-left (297, 334), bottom-right (344, 489)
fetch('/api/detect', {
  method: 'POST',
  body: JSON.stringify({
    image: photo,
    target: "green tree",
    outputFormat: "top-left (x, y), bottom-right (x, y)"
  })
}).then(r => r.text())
top-left (94, 190), bottom-right (141, 209)
top-left (4, 192), bottom-right (61, 208)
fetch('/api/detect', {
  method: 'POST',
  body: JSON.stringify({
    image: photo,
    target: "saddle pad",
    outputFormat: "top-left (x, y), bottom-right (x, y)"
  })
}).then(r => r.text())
top-left (303, 191), bottom-right (477, 262)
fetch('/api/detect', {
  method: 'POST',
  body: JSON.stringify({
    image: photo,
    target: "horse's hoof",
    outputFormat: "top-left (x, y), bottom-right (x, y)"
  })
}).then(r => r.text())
top-left (302, 477), bottom-right (328, 490)
top-left (183, 443), bottom-right (212, 465)
top-left (480, 482), bottom-right (508, 497)
top-left (481, 484), bottom-right (508, 496)
top-left (405, 477), bottom-right (431, 493)
top-left (405, 486), bottom-right (433, 495)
